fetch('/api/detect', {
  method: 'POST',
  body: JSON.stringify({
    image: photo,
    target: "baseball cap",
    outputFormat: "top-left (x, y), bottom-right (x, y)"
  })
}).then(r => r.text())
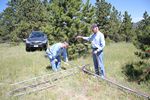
top-left (91, 24), bottom-right (98, 29)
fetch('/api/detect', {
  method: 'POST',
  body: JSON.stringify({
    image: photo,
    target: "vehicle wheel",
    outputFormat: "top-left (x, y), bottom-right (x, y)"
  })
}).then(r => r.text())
top-left (44, 46), bottom-right (47, 51)
top-left (44, 44), bottom-right (47, 51)
top-left (40, 48), bottom-right (42, 51)
top-left (26, 46), bottom-right (30, 52)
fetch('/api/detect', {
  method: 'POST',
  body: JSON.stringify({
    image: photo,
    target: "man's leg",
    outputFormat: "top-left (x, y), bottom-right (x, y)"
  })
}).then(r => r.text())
top-left (97, 51), bottom-right (105, 77)
top-left (49, 59), bottom-right (58, 71)
top-left (56, 56), bottom-right (61, 70)
top-left (47, 54), bottom-right (57, 71)
top-left (46, 53), bottom-right (58, 71)
top-left (92, 53), bottom-right (99, 75)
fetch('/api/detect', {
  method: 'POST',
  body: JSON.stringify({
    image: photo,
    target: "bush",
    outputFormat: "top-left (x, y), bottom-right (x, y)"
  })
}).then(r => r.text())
top-left (122, 61), bottom-right (150, 83)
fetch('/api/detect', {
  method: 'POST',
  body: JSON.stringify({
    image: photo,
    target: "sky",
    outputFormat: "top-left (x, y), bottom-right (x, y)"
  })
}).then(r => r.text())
top-left (91, 0), bottom-right (150, 22)
top-left (0, 0), bottom-right (150, 22)
top-left (0, 0), bottom-right (8, 12)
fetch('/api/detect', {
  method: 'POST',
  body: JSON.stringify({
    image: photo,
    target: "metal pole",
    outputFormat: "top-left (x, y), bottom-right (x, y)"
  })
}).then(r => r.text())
top-left (11, 67), bottom-right (78, 86)
top-left (8, 67), bottom-right (79, 97)
top-left (82, 65), bottom-right (150, 100)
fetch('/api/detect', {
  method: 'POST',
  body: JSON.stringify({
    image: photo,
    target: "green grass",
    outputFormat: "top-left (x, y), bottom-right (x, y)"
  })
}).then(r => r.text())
top-left (0, 42), bottom-right (149, 100)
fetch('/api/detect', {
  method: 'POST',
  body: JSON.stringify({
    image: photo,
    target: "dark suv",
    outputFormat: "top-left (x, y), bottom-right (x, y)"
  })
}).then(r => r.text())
top-left (25, 31), bottom-right (48, 51)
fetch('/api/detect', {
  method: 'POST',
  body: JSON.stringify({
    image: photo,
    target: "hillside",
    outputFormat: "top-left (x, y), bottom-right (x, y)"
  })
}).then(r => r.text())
top-left (0, 42), bottom-right (149, 100)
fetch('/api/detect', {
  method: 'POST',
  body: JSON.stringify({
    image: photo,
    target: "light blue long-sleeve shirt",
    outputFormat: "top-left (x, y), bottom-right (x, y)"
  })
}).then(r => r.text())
top-left (82, 31), bottom-right (105, 52)
top-left (46, 43), bottom-right (68, 62)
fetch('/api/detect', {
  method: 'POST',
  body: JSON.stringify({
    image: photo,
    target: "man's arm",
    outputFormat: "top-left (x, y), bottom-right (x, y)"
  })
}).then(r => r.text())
top-left (82, 36), bottom-right (91, 41)
top-left (62, 48), bottom-right (68, 62)
top-left (76, 34), bottom-right (93, 41)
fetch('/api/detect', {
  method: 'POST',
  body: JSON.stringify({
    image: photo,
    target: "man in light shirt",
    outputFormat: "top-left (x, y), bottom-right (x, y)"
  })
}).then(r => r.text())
top-left (46, 42), bottom-right (69, 71)
top-left (76, 24), bottom-right (105, 78)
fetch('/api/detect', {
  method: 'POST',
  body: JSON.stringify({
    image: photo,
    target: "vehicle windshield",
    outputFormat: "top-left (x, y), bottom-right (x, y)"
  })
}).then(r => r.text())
top-left (29, 32), bottom-right (44, 38)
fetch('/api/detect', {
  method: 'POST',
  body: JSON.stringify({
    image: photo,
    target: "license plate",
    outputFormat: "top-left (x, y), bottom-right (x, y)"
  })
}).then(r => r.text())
top-left (34, 45), bottom-right (38, 47)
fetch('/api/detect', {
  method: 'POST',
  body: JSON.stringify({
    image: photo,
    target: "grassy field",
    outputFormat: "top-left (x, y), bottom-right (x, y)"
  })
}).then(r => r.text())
top-left (0, 42), bottom-right (149, 100)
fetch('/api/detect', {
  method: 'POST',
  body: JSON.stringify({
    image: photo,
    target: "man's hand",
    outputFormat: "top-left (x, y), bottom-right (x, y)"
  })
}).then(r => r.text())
top-left (93, 50), bottom-right (98, 54)
top-left (54, 59), bottom-right (58, 62)
top-left (76, 36), bottom-right (83, 39)
top-left (49, 55), bottom-right (53, 59)
top-left (64, 62), bottom-right (69, 66)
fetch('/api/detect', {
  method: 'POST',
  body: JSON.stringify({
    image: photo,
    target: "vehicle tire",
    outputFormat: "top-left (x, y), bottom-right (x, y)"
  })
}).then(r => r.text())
top-left (26, 46), bottom-right (30, 52)
top-left (44, 46), bottom-right (47, 51)
top-left (40, 48), bottom-right (42, 51)
top-left (44, 44), bottom-right (47, 51)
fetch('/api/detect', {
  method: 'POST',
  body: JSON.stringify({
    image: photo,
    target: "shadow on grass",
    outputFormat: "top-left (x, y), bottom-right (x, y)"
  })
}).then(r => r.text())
top-left (46, 65), bottom-right (52, 70)
top-left (46, 65), bottom-right (67, 70)
top-left (122, 61), bottom-right (150, 84)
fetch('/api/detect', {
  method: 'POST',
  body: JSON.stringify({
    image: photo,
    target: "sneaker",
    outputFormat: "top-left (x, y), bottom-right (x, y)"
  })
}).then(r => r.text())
top-left (92, 75), bottom-right (98, 79)
top-left (58, 68), bottom-right (62, 71)
top-left (100, 75), bottom-right (105, 79)
top-left (53, 69), bottom-right (58, 72)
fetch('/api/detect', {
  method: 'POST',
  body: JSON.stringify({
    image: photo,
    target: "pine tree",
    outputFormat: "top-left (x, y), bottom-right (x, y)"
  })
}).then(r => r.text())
top-left (0, 1), bottom-right (17, 42)
top-left (123, 11), bottom-right (150, 83)
top-left (109, 6), bottom-right (122, 42)
top-left (119, 11), bottom-right (133, 42)
top-left (44, 0), bottom-right (95, 59)
top-left (134, 11), bottom-right (150, 60)
top-left (95, 0), bottom-right (111, 36)
top-left (0, 0), bottom-right (49, 42)
top-left (15, 0), bottom-right (48, 39)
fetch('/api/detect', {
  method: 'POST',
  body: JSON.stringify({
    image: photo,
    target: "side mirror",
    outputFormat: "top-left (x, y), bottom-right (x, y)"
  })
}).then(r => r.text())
top-left (23, 39), bottom-right (27, 42)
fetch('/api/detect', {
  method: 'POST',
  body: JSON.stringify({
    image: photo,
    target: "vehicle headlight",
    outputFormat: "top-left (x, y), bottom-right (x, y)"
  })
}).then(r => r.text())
top-left (42, 40), bottom-right (47, 43)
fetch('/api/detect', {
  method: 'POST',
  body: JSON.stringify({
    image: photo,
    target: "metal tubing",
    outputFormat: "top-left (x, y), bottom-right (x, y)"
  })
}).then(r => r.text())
top-left (82, 65), bottom-right (150, 100)
top-left (11, 67), bottom-right (78, 86)
top-left (8, 67), bottom-right (79, 97)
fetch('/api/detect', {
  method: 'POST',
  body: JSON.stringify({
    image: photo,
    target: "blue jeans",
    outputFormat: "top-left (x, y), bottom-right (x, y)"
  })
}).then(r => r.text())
top-left (92, 50), bottom-right (105, 77)
top-left (47, 54), bottom-right (61, 71)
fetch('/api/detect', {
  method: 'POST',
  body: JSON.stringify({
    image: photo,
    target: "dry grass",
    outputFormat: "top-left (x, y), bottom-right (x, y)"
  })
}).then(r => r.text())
top-left (0, 42), bottom-right (149, 100)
